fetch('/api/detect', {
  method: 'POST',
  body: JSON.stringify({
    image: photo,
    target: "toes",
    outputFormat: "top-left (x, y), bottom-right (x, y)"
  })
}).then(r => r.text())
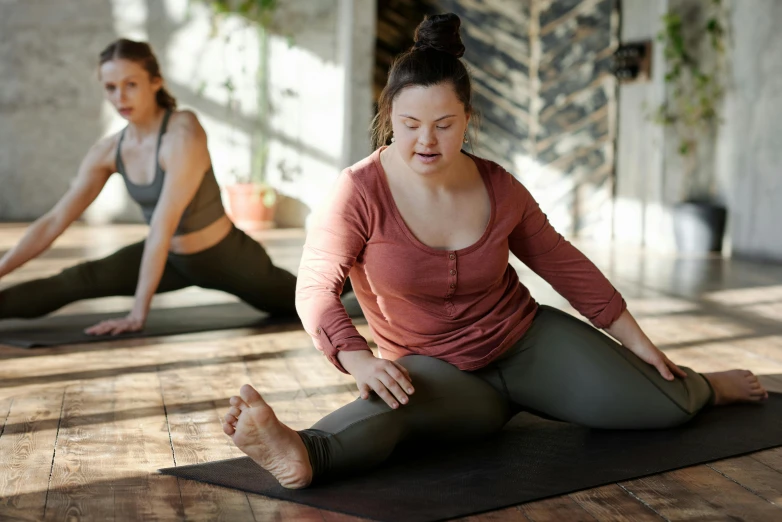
top-left (240, 384), bottom-right (266, 408)
top-left (228, 406), bottom-right (241, 419)
top-left (225, 413), bottom-right (239, 425)
top-left (230, 395), bottom-right (250, 410)
top-left (222, 420), bottom-right (236, 435)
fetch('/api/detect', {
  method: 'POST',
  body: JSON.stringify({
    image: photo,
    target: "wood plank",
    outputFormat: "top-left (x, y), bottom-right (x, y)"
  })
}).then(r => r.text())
top-left (248, 498), bottom-right (326, 521)
top-left (570, 484), bottom-right (663, 521)
top-left (0, 389), bottom-right (63, 522)
top-left (281, 342), bottom-right (359, 419)
top-left (158, 349), bottom-right (254, 521)
top-left (752, 446), bottom-right (782, 474)
top-left (709, 456), bottom-right (782, 508)
top-left (0, 396), bottom-right (12, 438)
top-left (44, 373), bottom-right (181, 521)
top-left (520, 495), bottom-right (597, 521)
top-left (622, 465), bottom-right (782, 520)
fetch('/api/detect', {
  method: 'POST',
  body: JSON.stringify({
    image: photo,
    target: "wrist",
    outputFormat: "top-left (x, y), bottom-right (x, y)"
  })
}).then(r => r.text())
top-left (129, 303), bottom-right (149, 321)
top-left (337, 349), bottom-right (374, 374)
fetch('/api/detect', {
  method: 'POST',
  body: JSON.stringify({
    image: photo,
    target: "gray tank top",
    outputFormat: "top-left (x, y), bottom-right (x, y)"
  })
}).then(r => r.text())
top-left (115, 110), bottom-right (225, 236)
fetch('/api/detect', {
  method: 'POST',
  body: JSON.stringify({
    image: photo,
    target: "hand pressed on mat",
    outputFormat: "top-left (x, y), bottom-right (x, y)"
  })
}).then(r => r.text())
top-left (85, 312), bottom-right (145, 336)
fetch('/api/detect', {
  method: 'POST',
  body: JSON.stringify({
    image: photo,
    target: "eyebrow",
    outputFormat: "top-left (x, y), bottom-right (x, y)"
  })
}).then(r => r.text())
top-left (104, 75), bottom-right (141, 83)
top-left (399, 114), bottom-right (457, 122)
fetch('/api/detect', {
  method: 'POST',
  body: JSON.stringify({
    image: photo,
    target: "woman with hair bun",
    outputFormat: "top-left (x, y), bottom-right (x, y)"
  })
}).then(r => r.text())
top-left (223, 14), bottom-right (766, 488)
top-left (0, 39), bottom-right (310, 332)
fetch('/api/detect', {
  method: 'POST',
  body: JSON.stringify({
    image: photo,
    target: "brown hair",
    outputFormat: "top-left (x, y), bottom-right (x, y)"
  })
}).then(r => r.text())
top-left (371, 13), bottom-right (473, 150)
top-left (99, 39), bottom-right (177, 110)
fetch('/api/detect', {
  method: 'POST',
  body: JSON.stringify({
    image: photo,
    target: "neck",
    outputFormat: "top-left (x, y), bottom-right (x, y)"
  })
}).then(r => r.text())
top-left (126, 105), bottom-right (167, 141)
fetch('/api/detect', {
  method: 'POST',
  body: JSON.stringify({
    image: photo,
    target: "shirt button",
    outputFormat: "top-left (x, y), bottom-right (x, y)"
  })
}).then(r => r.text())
top-left (450, 269), bottom-right (456, 276)
top-left (449, 253), bottom-right (455, 260)
top-left (450, 283), bottom-right (455, 289)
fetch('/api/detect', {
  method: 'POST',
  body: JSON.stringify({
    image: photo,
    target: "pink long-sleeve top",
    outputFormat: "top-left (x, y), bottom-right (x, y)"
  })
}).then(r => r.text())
top-left (296, 148), bottom-right (627, 374)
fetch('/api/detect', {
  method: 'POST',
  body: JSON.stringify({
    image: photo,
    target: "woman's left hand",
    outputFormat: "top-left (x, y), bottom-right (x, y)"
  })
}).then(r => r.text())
top-left (85, 313), bottom-right (146, 336)
top-left (625, 341), bottom-right (688, 381)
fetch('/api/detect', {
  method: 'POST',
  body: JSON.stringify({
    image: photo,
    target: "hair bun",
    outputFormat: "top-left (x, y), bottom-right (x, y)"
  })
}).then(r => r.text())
top-left (413, 13), bottom-right (465, 58)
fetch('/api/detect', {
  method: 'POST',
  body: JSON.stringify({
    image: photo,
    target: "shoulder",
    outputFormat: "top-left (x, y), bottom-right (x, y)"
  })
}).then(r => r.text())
top-left (468, 153), bottom-right (526, 193)
top-left (341, 149), bottom-right (384, 198)
top-left (468, 153), bottom-right (537, 220)
top-left (84, 132), bottom-right (122, 171)
top-left (167, 110), bottom-right (206, 139)
top-left (161, 110), bottom-right (207, 153)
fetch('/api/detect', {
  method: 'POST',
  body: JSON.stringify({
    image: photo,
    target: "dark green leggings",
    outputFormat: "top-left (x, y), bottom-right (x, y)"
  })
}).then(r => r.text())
top-left (299, 306), bottom-right (714, 481)
top-left (0, 226), bottom-right (299, 319)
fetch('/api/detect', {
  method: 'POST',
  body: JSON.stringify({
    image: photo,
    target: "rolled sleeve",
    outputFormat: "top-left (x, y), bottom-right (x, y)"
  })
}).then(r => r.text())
top-left (589, 290), bottom-right (627, 329)
top-left (296, 169), bottom-right (372, 374)
top-left (309, 324), bottom-right (372, 374)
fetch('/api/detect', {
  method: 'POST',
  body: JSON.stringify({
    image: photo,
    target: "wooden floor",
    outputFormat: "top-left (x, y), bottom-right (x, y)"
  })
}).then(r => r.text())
top-left (2, 223), bottom-right (782, 521)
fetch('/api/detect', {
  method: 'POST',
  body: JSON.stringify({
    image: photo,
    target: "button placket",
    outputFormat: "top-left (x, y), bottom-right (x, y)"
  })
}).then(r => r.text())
top-left (445, 251), bottom-right (458, 300)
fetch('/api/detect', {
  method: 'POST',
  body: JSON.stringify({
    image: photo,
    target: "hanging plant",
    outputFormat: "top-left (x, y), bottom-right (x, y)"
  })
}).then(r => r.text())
top-left (205, 0), bottom-right (278, 28)
top-left (654, 0), bottom-right (726, 158)
top-left (194, 0), bottom-right (277, 196)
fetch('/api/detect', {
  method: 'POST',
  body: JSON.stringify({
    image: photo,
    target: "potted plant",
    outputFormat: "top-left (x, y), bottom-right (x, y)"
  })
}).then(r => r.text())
top-left (205, 0), bottom-right (279, 231)
top-left (655, 0), bottom-right (728, 253)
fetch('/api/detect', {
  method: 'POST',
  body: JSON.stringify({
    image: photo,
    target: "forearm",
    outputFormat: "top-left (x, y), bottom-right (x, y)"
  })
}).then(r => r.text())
top-left (603, 308), bottom-right (652, 349)
top-left (131, 231), bottom-right (172, 318)
top-left (0, 215), bottom-right (63, 278)
top-left (337, 349), bottom-right (375, 375)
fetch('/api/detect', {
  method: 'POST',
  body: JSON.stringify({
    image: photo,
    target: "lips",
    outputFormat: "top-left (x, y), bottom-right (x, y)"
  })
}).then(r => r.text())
top-left (415, 152), bottom-right (441, 164)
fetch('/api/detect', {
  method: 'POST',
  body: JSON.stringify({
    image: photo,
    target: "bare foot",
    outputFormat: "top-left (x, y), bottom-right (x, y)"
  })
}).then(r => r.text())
top-left (222, 384), bottom-right (313, 489)
top-left (703, 370), bottom-right (769, 405)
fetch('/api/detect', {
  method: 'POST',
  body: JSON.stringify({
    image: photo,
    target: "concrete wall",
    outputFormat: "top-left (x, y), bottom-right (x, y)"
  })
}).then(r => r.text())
top-left (0, 0), bottom-right (376, 228)
top-left (615, 0), bottom-right (782, 261)
top-left (613, 0), bottom-right (670, 249)
top-left (0, 0), bottom-right (117, 221)
top-left (716, 0), bottom-right (782, 261)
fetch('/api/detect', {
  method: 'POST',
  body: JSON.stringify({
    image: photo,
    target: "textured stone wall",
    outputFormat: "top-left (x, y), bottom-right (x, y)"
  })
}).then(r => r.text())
top-left (375, 0), bottom-right (619, 239)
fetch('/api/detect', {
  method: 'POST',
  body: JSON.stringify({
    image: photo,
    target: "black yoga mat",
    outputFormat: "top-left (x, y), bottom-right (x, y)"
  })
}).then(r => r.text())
top-left (161, 394), bottom-right (782, 522)
top-left (0, 295), bottom-right (365, 348)
top-left (0, 302), bottom-right (280, 348)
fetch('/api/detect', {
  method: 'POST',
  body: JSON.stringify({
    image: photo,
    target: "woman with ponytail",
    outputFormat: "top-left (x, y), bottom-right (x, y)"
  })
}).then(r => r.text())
top-left (221, 14), bottom-right (767, 489)
top-left (0, 39), bottom-right (311, 332)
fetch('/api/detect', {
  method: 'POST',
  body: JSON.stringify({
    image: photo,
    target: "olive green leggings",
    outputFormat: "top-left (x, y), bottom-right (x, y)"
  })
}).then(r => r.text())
top-left (298, 305), bottom-right (714, 481)
top-left (0, 226), bottom-right (299, 319)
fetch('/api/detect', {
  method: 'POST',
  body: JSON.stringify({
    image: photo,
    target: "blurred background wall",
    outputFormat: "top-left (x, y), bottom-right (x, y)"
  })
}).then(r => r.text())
top-left (1, 0), bottom-right (780, 261)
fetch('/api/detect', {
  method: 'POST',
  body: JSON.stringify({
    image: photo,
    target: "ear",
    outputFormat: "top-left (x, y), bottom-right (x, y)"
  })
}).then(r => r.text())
top-left (150, 75), bottom-right (163, 93)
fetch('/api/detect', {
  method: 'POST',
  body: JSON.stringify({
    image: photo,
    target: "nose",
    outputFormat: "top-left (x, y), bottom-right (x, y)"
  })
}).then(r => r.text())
top-left (418, 126), bottom-right (437, 147)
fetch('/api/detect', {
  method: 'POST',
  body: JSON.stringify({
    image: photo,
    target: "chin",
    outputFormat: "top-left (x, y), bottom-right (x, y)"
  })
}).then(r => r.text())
top-left (408, 154), bottom-right (454, 174)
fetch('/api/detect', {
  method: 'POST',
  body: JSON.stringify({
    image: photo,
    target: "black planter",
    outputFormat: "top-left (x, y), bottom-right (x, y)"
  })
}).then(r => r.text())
top-left (673, 201), bottom-right (727, 253)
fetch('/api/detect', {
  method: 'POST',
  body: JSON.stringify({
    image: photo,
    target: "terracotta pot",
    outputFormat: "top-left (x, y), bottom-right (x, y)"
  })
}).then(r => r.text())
top-left (224, 183), bottom-right (277, 232)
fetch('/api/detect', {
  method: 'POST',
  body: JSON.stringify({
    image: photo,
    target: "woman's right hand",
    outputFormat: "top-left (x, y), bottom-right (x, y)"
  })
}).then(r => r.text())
top-left (337, 350), bottom-right (414, 409)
